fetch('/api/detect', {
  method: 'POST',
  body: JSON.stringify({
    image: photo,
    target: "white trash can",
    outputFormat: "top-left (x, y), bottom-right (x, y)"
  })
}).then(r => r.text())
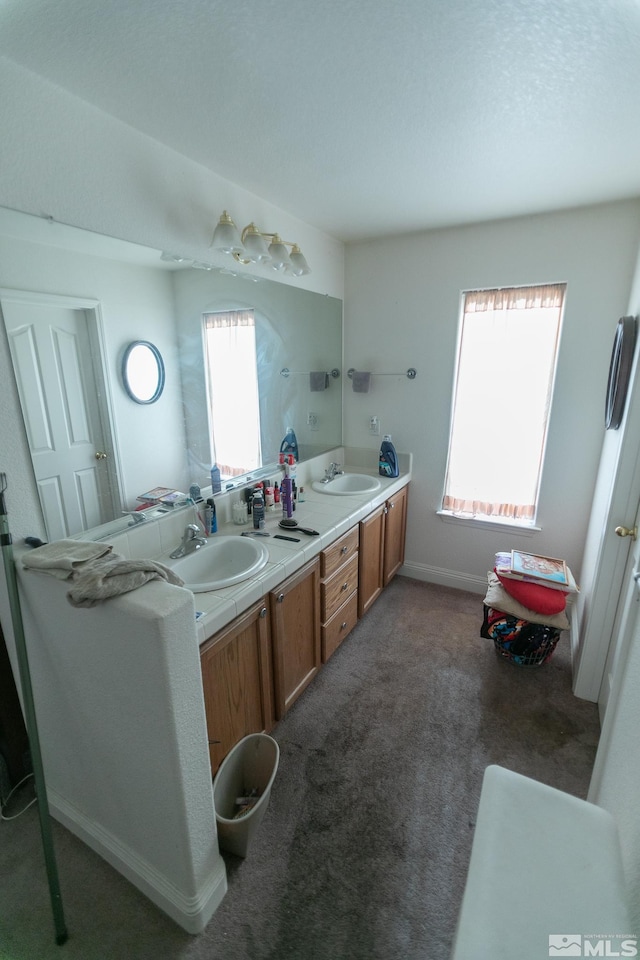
top-left (212, 733), bottom-right (280, 858)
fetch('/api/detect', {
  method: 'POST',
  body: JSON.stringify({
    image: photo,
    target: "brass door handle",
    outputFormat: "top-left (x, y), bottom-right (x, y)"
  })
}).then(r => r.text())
top-left (615, 525), bottom-right (637, 540)
top-left (95, 451), bottom-right (108, 460)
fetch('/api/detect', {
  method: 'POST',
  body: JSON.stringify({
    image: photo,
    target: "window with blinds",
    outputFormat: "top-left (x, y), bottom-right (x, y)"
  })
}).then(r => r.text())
top-left (442, 283), bottom-right (566, 523)
top-left (203, 309), bottom-right (262, 478)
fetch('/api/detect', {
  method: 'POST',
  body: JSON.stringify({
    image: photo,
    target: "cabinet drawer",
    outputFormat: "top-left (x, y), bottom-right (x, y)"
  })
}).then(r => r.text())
top-left (322, 592), bottom-right (358, 662)
top-left (321, 526), bottom-right (359, 579)
top-left (321, 552), bottom-right (358, 621)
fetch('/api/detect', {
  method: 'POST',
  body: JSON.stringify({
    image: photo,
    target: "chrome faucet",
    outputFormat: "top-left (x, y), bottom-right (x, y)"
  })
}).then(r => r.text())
top-left (323, 461), bottom-right (344, 482)
top-left (170, 523), bottom-right (207, 559)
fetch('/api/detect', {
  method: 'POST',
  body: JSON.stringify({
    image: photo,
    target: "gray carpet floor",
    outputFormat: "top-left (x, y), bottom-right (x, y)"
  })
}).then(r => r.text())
top-left (0, 577), bottom-right (601, 960)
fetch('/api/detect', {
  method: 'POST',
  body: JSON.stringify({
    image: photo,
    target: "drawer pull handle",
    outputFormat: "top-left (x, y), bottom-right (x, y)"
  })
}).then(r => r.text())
top-left (341, 545), bottom-right (348, 554)
top-left (341, 582), bottom-right (349, 591)
top-left (341, 621), bottom-right (348, 630)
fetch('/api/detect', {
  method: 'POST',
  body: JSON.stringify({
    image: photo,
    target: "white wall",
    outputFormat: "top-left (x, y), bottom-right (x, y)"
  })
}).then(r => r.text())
top-left (344, 201), bottom-right (640, 591)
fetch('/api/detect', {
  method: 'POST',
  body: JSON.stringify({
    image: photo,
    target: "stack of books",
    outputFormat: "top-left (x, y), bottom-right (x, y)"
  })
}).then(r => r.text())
top-left (495, 550), bottom-right (579, 594)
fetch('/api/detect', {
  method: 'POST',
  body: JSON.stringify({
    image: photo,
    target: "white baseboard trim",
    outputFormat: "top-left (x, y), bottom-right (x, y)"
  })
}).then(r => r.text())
top-left (400, 562), bottom-right (487, 595)
top-left (49, 789), bottom-right (227, 934)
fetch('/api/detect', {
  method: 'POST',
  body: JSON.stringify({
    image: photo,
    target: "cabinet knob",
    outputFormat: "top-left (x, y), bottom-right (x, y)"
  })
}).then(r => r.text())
top-left (341, 545), bottom-right (348, 554)
top-left (259, 606), bottom-right (267, 618)
top-left (340, 621), bottom-right (347, 630)
top-left (388, 500), bottom-right (395, 509)
top-left (341, 581), bottom-right (349, 591)
top-left (277, 593), bottom-right (285, 603)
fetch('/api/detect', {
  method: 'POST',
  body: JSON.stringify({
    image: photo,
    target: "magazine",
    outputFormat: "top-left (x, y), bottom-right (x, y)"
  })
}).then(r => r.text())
top-left (494, 551), bottom-right (579, 593)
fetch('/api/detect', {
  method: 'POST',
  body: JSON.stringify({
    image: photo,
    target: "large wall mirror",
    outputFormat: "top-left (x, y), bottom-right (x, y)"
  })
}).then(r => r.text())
top-left (0, 207), bottom-right (343, 541)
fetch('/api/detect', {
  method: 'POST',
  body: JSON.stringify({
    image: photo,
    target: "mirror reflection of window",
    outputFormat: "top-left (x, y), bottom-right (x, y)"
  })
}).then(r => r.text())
top-left (203, 310), bottom-right (262, 480)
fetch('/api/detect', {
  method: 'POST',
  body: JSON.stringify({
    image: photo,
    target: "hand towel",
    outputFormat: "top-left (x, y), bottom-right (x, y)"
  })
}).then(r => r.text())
top-left (309, 371), bottom-right (329, 391)
top-left (351, 371), bottom-right (371, 393)
top-left (66, 554), bottom-right (185, 608)
top-left (22, 539), bottom-right (113, 580)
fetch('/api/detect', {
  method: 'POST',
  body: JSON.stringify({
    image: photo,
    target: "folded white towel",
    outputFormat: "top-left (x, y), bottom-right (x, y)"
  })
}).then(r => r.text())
top-left (67, 555), bottom-right (185, 608)
top-left (22, 539), bottom-right (113, 580)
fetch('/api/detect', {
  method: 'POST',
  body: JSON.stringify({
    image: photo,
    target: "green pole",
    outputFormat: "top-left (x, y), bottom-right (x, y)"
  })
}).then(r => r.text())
top-left (0, 473), bottom-right (68, 946)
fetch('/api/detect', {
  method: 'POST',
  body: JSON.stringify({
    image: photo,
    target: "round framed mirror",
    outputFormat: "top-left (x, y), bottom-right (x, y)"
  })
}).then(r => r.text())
top-left (122, 341), bottom-right (165, 404)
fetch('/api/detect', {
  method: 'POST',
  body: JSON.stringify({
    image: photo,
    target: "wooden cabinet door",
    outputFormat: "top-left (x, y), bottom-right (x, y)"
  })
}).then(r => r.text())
top-left (270, 558), bottom-right (321, 719)
top-left (383, 485), bottom-right (408, 585)
top-left (358, 503), bottom-right (385, 618)
top-left (200, 599), bottom-right (274, 775)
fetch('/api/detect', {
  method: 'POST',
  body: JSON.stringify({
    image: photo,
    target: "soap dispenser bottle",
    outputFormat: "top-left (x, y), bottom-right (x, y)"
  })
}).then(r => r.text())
top-left (280, 426), bottom-right (299, 462)
top-left (210, 463), bottom-right (222, 493)
top-left (379, 435), bottom-right (399, 478)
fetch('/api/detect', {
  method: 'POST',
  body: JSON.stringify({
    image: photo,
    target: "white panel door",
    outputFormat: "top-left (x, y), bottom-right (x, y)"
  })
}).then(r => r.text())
top-left (598, 497), bottom-right (640, 720)
top-left (2, 298), bottom-right (113, 539)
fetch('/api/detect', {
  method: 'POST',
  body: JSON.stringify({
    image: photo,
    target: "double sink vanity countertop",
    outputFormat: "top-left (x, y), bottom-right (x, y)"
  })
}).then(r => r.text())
top-left (168, 467), bottom-right (411, 645)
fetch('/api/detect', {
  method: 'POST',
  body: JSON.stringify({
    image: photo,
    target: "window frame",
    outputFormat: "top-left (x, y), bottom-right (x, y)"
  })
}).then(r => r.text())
top-left (440, 282), bottom-right (566, 530)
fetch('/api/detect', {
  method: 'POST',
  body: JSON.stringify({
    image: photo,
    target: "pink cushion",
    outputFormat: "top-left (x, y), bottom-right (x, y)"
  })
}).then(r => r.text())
top-left (495, 572), bottom-right (567, 615)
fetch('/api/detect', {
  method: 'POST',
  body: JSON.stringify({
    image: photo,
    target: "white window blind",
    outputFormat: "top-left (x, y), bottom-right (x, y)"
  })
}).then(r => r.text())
top-left (203, 309), bottom-right (262, 478)
top-left (442, 283), bottom-right (566, 522)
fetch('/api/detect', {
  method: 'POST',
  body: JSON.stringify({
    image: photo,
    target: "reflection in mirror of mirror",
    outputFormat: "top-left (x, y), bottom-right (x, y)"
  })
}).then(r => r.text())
top-left (0, 206), bottom-right (343, 542)
top-left (122, 341), bottom-right (166, 404)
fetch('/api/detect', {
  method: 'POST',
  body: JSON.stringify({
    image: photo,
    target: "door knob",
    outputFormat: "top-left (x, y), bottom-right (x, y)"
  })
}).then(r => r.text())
top-left (95, 451), bottom-right (108, 461)
top-left (615, 525), bottom-right (637, 540)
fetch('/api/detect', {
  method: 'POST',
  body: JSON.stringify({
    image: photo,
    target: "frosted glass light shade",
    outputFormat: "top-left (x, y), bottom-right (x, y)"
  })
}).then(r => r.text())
top-left (268, 236), bottom-right (292, 272)
top-left (211, 211), bottom-right (243, 254)
top-left (242, 224), bottom-right (271, 263)
top-left (288, 245), bottom-right (311, 276)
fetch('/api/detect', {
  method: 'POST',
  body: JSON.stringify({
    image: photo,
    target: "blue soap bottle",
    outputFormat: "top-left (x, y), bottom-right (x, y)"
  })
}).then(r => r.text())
top-left (379, 435), bottom-right (399, 478)
top-left (210, 463), bottom-right (222, 493)
top-left (280, 427), bottom-right (299, 462)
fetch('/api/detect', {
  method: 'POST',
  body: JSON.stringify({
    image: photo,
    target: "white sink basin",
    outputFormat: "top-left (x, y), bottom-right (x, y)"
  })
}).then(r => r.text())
top-left (312, 473), bottom-right (382, 496)
top-left (167, 535), bottom-right (269, 592)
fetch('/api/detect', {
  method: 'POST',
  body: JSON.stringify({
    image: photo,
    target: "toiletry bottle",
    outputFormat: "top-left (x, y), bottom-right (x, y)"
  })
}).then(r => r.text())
top-left (273, 481), bottom-right (280, 504)
top-left (210, 463), bottom-right (222, 493)
top-left (189, 482), bottom-right (202, 502)
top-left (280, 427), bottom-right (299, 462)
top-left (379, 435), bottom-right (399, 478)
top-left (207, 497), bottom-right (218, 533)
top-left (281, 477), bottom-right (293, 519)
top-left (204, 504), bottom-right (212, 535)
top-left (265, 485), bottom-right (274, 509)
top-left (298, 486), bottom-right (305, 503)
top-left (252, 492), bottom-right (265, 529)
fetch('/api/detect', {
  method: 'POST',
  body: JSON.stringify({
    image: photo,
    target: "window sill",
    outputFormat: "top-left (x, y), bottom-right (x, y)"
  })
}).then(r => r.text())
top-left (437, 510), bottom-right (541, 536)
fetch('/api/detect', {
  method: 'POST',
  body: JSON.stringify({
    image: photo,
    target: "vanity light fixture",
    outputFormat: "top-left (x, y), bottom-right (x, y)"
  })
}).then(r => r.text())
top-left (210, 211), bottom-right (311, 276)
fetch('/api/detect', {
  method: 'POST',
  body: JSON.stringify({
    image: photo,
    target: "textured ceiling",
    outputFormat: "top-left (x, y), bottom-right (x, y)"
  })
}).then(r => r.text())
top-left (2, 0), bottom-right (640, 242)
